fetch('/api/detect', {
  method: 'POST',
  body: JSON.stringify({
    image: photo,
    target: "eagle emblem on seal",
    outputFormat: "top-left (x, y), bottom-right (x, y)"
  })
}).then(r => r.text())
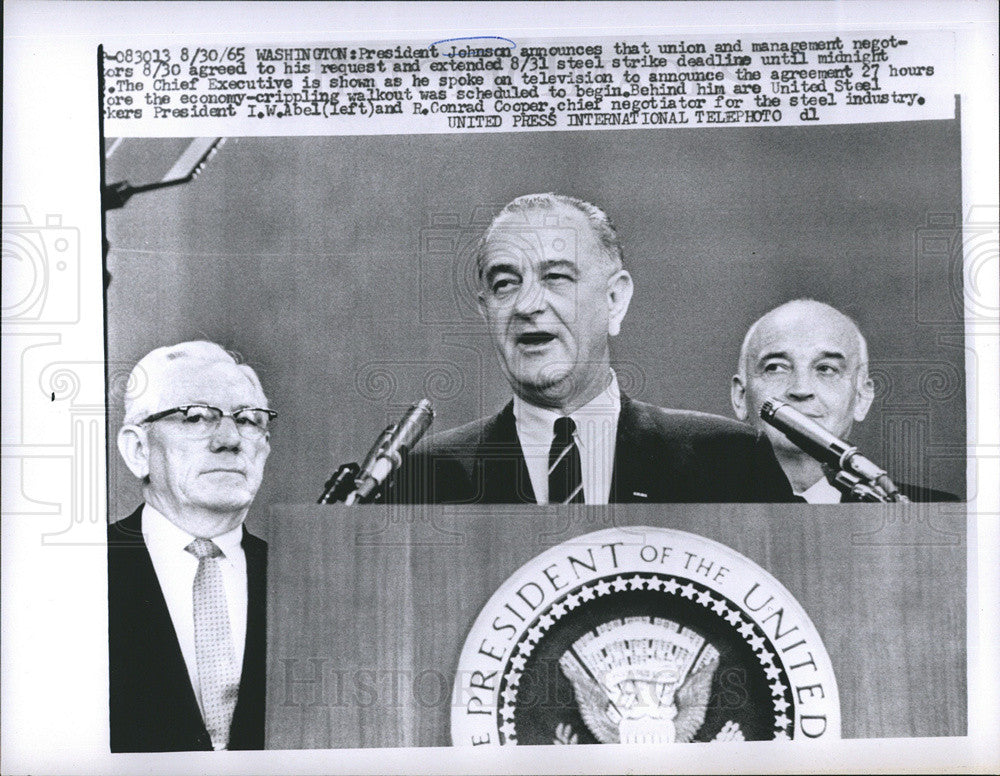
top-left (557, 616), bottom-right (743, 744)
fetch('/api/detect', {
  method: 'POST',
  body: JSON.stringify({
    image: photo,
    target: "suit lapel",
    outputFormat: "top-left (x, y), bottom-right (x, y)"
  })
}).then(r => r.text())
top-left (610, 395), bottom-right (644, 503)
top-left (108, 507), bottom-right (212, 750)
top-left (228, 527), bottom-right (267, 749)
top-left (109, 508), bottom-right (267, 751)
top-left (111, 510), bottom-right (202, 711)
top-left (481, 402), bottom-right (537, 504)
top-left (610, 395), bottom-right (683, 503)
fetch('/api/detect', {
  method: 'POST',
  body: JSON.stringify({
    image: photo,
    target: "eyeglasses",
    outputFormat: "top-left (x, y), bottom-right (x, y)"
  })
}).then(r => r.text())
top-left (139, 404), bottom-right (277, 439)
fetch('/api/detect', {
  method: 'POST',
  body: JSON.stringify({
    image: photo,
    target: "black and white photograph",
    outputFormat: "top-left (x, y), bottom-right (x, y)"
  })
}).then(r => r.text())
top-left (102, 36), bottom-right (967, 751)
top-left (2, 2), bottom-right (998, 774)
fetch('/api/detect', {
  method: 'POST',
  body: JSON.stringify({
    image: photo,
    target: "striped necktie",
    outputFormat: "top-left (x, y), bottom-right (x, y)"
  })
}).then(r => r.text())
top-left (186, 538), bottom-right (240, 750)
top-left (549, 416), bottom-right (584, 504)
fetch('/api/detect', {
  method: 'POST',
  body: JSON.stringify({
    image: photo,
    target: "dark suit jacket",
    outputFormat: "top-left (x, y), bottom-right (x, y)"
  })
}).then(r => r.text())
top-left (108, 506), bottom-right (267, 752)
top-left (392, 396), bottom-right (794, 503)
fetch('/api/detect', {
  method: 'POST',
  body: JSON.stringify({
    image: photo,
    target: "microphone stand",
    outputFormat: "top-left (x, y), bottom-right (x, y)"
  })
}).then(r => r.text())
top-left (319, 425), bottom-right (394, 504)
top-left (317, 461), bottom-right (390, 505)
top-left (318, 463), bottom-right (362, 504)
top-left (831, 470), bottom-right (908, 503)
top-left (317, 400), bottom-right (432, 504)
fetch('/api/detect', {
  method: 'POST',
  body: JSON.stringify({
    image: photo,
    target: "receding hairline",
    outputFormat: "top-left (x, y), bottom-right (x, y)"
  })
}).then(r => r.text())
top-left (737, 300), bottom-right (870, 379)
top-left (122, 340), bottom-right (267, 424)
top-left (474, 193), bottom-right (624, 279)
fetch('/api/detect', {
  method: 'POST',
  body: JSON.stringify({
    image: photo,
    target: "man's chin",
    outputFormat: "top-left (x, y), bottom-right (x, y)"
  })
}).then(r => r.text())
top-left (761, 426), bottom-right (802, 455)
top-left (513, 371), bottom-right (587, 409)
top-left (196, 491), bottom-right (255, 514)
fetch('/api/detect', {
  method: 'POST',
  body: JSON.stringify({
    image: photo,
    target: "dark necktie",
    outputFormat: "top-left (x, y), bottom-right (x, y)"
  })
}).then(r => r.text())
top-left (186, 538), bottom-right (240, 750)
top-left (549, 416), bottom-right (584, 504)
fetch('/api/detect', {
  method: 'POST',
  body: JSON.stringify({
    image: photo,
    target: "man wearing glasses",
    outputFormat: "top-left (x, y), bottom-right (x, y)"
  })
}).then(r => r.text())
top-left (108, 340), bottom-right (276, 752)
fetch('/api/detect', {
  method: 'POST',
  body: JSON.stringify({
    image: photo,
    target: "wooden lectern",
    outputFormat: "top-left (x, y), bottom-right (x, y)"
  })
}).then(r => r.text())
top-left (264, 503), bottom-right (965, 748)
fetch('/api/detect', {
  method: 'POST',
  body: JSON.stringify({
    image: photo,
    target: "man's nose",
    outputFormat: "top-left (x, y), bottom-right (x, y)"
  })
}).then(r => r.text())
top-left (784, 368), bottom-right (816, 401)
top-left (209, 416), bottom-right (242, 450)
top-left (512, 274), bottom-right (546, 316)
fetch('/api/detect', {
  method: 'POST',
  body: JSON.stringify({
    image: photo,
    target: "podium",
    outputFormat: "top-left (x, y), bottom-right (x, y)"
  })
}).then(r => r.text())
top-left (264, 503), bottom-right (965, 748)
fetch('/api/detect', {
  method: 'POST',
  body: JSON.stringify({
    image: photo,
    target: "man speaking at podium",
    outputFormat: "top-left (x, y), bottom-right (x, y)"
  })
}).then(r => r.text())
top-left (396, 193), bottom-right (792, 504)
top-left (730, 299), bottom-right (958, 502)
top-left (108, 341), bottom-right (274, 751)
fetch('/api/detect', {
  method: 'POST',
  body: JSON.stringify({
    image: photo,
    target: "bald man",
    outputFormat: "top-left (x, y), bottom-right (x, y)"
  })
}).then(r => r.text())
top-left (731, 300), bottom-right (957, 502)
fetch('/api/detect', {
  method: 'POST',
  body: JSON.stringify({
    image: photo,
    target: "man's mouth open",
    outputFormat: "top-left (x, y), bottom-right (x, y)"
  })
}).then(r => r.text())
top-left (516, 331), bottom-right (557, 347)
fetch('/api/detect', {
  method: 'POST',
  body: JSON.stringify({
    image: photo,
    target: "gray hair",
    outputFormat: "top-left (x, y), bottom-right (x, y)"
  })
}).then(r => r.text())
top-left (122, 340), bottom-right (267, 425)
top-left (474, 193), bottom-right (624, 278)
top-left (737, 299), bottom-right (869, 380)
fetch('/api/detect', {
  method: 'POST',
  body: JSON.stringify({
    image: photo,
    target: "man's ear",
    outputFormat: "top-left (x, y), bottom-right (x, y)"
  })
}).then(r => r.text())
top-left (607, 270), bottom-right (634, 337)
top-left (853, 371), bottom-right (875, 422)
top-left (117, 425), bottom-right (151, 479)
top-left (731, 375), bottom-right (749, 421)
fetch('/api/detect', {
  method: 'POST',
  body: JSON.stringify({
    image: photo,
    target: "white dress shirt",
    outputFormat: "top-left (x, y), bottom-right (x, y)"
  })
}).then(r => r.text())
top-left (796, 476), bottom-right (844, 504)
top-left (141, 504), bottom-right (248, 718)
top-left (513, 371), bottom-right (622, 505)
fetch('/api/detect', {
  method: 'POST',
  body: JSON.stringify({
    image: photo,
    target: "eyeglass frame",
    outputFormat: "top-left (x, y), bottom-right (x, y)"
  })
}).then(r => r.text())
top-left (138, 404), bottom-right (278, 439)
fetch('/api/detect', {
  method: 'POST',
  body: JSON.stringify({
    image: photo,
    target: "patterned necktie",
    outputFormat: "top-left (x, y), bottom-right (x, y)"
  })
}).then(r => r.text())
top-left (549, 416), bottom-right (584, 504)
top-left (186, 538), bottom-right (240, 750)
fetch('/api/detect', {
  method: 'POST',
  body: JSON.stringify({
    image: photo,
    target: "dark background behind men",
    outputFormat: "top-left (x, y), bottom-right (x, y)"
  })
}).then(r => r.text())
top-left (104, 118), bottom-right (966, 522)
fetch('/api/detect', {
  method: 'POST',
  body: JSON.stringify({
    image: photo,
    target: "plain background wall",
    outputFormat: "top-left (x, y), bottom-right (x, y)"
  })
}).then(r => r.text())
top-left (104, 119), bottom-right (966, 530)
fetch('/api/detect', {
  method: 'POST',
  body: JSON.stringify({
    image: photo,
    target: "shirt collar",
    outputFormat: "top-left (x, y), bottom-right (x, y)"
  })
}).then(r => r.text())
top-left (142, 503), bottom-right (244, 563)
top-left (513, 370), bottom-right (622, 450)
top-left (796, 476), bottom-right (844, 504)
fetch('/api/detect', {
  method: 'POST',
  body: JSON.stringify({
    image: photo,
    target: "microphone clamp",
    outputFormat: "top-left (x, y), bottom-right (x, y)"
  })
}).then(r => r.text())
top-left (760, 399), bottom-right (907, 503)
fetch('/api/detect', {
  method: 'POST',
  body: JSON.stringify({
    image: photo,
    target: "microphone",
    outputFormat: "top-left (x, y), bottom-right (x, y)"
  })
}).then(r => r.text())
top-left (760, 399), bottom-right (904, 501)
top-left (347, 399), bottom-right (435, 504)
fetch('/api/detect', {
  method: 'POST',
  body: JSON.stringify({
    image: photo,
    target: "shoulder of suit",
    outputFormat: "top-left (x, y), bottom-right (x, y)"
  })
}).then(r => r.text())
top-left (626, 399), bottom-right (759, 441)
top-left (417, 401), bottom-right (761, 450)
top-left (411, 413), bottom-right (498, 457)
top-left (108, 506), bottom-right (145, 542)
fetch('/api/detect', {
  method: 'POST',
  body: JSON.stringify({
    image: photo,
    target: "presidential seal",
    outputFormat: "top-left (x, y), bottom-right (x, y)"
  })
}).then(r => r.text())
top-left (452, 527), bottom-right (839, 746)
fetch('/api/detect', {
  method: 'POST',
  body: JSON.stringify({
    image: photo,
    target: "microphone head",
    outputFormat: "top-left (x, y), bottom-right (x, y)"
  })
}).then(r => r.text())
top-left (403, 398), bottom-right (434, 433)
top-left (353, 398), bottom-right (435, 501)
top-left (391, 398), bottom-right (436, 454)
top-left (756, 397), bottom-right (857, 472)
top-left (759, 399), bottom-right (782, 420)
